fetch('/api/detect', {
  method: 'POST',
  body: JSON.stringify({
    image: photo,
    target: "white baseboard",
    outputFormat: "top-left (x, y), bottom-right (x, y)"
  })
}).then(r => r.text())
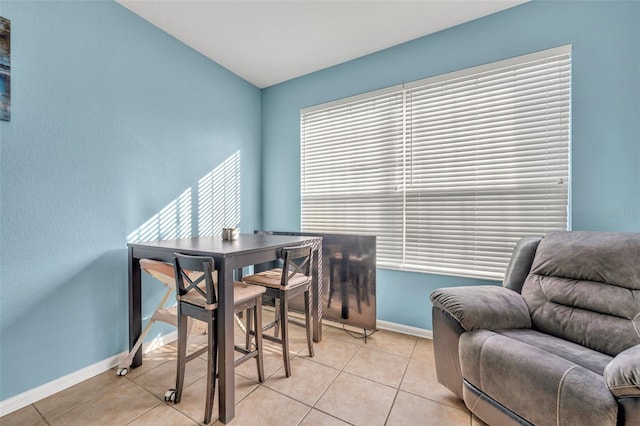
top-left (0, 353), bottom-right (122, 417)
top-left (321, 316), bottom-right (432, 339)
top-left (0, 332), bottom-right (178, 417)
top-left (376, 320), bottom-right (433, 339)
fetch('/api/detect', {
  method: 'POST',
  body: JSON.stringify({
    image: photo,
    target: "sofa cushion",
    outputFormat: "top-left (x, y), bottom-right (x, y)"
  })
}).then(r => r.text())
top-left (497, 329), bottom-right (613, 375)
top-left (521, 231), bottom-right (640, 356)
top-left (528, 231), bottom-right (640, 289)
top-left (460, 329), bottom-right (618, 426)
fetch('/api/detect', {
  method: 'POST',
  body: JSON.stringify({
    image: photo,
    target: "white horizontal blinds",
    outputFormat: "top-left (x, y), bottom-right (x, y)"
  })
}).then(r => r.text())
top-left (300, 46), bottom-right (570, 280)
top-left (404, 47), bottom-right (571, 279)
top-left (301, 90), bottom-right (405, 265)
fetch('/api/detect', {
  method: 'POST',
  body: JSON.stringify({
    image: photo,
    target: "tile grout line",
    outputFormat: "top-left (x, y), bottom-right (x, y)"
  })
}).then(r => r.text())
top-left (295, 325), bottom-right (418, 425)
top-left (122, 378), bottom-right (164, 425)
top-left (250, 334), bottom-right (355, 425)
top-left (38, 373), bottom-right (137, 425)
top-left (382, 337), bottom-right (417, 425)
top-left (295, 329), bottom-right (362, 426)
top-left (278, 325), bottom-right (364, 426)
top-left (407, 339), bottom-right (473, 418)
top-left (401, 341), bottom-right (474, 420)
top-left (31, 403), bottom-right (51, 426)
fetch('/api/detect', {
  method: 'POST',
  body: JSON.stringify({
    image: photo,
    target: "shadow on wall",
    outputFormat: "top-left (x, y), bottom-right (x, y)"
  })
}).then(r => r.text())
top-left (127, 150), bottom-right (242, 243)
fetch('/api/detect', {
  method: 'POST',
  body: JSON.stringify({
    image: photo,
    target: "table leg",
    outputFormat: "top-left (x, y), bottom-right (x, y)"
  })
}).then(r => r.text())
top-left (217, 258), bottom-right (235, 423)
top-left (128, 247), bottom-right (143, 368)
top-left (311, 240), bottom-right (323, 343)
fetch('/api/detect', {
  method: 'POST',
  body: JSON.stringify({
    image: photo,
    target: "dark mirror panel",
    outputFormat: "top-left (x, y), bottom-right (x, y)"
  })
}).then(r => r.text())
top-left (255, 231), bottom-right (376, 331)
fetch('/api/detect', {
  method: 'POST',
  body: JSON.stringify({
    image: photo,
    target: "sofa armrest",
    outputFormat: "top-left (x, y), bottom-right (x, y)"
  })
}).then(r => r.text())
top-left (430, 286), bottom-right (531, 331)
top-left (605, 345), bottom-right (640, 398)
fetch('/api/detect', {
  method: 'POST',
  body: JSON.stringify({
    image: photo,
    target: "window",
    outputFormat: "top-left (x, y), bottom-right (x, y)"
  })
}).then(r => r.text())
top-left (301, 45), bottom-right (571, 280)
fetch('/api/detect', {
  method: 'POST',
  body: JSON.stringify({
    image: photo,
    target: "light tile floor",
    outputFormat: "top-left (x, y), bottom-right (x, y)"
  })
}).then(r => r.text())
top-left (1, 312), bottom-right (487, 426)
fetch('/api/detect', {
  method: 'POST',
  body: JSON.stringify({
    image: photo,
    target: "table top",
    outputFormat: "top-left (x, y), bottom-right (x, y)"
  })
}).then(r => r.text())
top-left (128, 233), bottom-right (321, 258)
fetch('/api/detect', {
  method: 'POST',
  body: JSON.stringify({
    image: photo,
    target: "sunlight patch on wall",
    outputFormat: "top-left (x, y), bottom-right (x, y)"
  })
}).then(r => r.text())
top-left (198, 151), bottom-right (241, 236)
top-left (126, 188), bottom-right (192, 243)
top-left (126, 151), bottom-right (241, 243)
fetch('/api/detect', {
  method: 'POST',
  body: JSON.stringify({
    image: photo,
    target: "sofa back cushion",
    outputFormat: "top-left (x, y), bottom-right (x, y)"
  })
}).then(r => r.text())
top-left (521, 231), bottom-right (640, 356)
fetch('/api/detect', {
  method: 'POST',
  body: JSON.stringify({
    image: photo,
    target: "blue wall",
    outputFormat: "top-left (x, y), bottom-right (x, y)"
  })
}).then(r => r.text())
top-left (0, 1), bottom-right (262, 401)
top-left (262, 1), bottom-right (640, 330)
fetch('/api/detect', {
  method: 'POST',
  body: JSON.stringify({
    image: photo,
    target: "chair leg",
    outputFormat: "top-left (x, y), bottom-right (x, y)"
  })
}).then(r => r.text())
top-left (279, 293), bottom-right (292, 377)
top-left (203, 314), bottom-right (217, 424)
top-left (245, 308), bottom-right (252, 350)
top-left (254, 302), bottom-right (265, 382)
top-left (304, 288), bottom-right (314, 357)
top-left (273, 298), bottom-right (280, 339)
top-left (174, 306), bottom-right (188, 404)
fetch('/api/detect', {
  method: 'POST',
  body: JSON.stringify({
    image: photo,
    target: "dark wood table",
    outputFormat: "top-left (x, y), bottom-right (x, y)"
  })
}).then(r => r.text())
top-left (127, 234), bottom-right (323, 423)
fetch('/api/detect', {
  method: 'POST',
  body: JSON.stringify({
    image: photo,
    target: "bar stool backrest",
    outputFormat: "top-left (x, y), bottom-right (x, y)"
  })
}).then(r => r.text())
top-left (280, 245), bottom-right (312, 287)
top-left (173, 253), bottom-right (218, 307)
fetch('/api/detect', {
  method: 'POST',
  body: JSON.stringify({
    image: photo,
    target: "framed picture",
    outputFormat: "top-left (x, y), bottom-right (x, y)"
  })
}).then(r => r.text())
top-left (1, 16), bottom-right (10, 122)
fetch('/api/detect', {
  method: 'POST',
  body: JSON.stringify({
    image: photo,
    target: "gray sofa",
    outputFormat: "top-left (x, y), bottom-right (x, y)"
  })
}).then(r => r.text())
top-left (430, 231), bottom-right (640, 426)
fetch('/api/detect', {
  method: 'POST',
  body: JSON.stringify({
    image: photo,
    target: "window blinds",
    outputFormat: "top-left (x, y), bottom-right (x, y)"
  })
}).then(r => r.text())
top-left (301, 45), bottom-right (571, 280)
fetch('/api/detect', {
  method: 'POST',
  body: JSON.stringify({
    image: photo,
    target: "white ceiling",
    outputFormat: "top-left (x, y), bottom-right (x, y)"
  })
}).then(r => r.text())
top-left (117, 0), bottom-right (528, 88)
